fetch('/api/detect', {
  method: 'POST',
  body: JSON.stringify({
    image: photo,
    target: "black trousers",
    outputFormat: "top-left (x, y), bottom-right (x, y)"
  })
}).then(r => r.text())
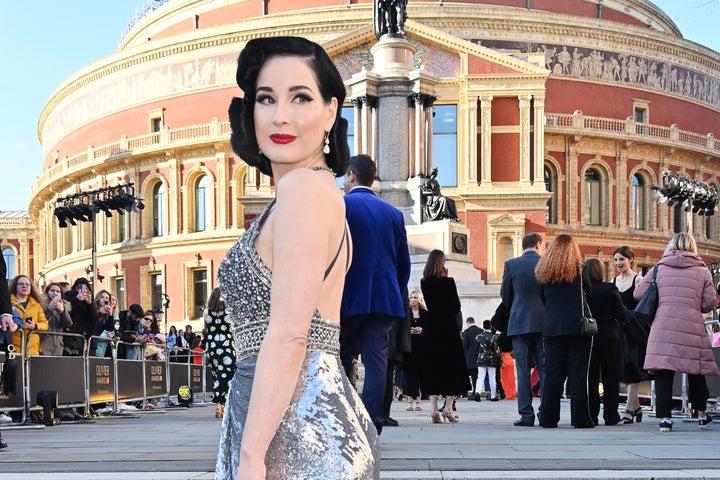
top-left (588, 337), bottom-right (622, 425)
top-left (382, 358), bottom-right (398, 420)
top-left (653, 369), bottom-right (709, 418)
top-left (540, 335), bottom-right (594, 428)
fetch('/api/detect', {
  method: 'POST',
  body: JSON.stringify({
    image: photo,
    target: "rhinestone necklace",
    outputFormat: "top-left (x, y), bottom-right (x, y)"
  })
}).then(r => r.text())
top-left (311, 166), bottom-right (335, 175)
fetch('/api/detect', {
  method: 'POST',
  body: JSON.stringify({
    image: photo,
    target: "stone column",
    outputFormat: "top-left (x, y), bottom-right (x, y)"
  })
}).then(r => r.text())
top-left (351, 97), bottom-right (363, 155)
top-left (616, 147), bottom-right (628, 228)
top-left (466, 97), bottom-right (479, 186)
top-left (216, 151), bottom-right (228, 229)
top-left (479, 96), bottom-right (493, 189)
top-left (519, 95), bottom-right (532, 187)
top-left (567, 139), bottom-right (579, 227)
top-left (371, 36), bottom-right (416, 213)
top-left (413, 94), bottom-right (425, 177)
top-left (533, 95), bottom-right (546, 189)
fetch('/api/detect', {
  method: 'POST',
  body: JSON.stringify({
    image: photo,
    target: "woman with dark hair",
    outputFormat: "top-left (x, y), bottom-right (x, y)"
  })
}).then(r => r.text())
top-left (204, 287), bottom-right (236, 419)
top-left (612, 245), bottom-right (651, 424)
top-left (584, 258), bottom-right (626, 426)
top-left (9, 275), bottom-right (48, 356)
top-left (419, 249), bottom-right (470, 424)
top-left (216, 37), bottom-right (377, 479)
top-left (535, 234), bottom-right (594, 428)
top-left (635, 233), bottom-right (719, 432)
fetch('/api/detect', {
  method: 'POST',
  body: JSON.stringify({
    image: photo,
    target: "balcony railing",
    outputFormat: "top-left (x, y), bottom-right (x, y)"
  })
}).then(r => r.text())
top-left (33, 112), bottom-right (720, 200)
top-left (545, 111), bottom-right (719, 156)
top-left (32, 118), bottom-right (229, 200)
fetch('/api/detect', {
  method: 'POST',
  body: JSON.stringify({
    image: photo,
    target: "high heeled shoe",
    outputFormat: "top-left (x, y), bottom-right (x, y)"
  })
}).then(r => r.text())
top-left (622, 406), bottom-right (642, 424)
top-left (431, 412), bottom-right (442, 424)
top-left (442, 409), bottom-right (459, 423)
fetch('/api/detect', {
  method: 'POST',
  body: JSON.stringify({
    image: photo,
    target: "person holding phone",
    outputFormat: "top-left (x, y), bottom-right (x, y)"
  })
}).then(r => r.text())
top-left (41, 283), bottom-right (73, 356)
top-left (63, 278), bottom-right (96, 357)
top-left (92, 290), bottom-right (116, 357)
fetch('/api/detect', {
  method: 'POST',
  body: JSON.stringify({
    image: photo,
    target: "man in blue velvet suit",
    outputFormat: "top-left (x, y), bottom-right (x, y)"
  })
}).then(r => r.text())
top-left (500, 232), bottom-right (545, 427)
top-left (341, 154), bottom-right (411, 434)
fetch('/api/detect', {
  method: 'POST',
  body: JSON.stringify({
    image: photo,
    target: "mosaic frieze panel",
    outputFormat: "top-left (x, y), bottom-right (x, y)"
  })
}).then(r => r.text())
top-left (475, 40), bottom-right (720, 110)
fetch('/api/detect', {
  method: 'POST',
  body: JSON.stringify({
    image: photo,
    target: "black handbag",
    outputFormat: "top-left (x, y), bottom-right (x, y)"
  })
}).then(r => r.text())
top-left (579, 272), bottom-right (598, 336)
top-left (634, 264), bottom-right (659, 325)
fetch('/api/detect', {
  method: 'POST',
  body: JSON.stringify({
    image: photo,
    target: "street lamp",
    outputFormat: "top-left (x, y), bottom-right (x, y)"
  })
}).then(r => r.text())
top-left (155, 294), bottom-right (170, 336)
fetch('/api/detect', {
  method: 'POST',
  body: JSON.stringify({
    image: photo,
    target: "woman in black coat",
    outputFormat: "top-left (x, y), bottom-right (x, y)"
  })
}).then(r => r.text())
top-left (535, 234), bottom-right (594, 428)
top-left (584, 258), bottom-right (626, 426)
top-left (420, 249), bottom-right (470, 424)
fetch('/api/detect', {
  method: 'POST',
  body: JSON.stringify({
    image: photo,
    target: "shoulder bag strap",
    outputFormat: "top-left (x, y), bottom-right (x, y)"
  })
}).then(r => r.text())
top-left (580, 271), bottom-right (593, 317)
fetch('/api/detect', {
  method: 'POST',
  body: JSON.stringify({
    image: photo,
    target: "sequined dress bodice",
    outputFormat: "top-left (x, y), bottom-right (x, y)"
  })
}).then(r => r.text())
top-left (214, 199), bottom-right (378, 480)
top-left (217, 199), bottom-right (340, 359)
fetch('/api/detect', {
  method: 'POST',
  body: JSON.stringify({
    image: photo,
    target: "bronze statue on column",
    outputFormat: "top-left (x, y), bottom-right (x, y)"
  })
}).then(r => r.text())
top-left (374, 0), bottom-right (408, 40)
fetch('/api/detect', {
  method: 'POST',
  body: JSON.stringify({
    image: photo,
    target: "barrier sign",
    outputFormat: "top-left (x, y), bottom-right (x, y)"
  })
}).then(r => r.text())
top-left (88, 357), bottom-right (115, 404)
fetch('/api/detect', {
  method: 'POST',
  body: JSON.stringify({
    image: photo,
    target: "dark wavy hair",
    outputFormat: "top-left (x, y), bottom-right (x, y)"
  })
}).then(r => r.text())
top-left (228, 36), bottom-right (349, 177)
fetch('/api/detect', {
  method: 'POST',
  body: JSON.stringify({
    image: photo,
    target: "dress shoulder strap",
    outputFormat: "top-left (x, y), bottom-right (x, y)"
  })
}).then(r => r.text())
top-left (323, 226), bottom-right (349, 281)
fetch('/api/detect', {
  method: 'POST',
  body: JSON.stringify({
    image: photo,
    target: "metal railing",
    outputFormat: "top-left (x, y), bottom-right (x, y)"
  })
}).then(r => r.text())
top-left (0, 331), bottom-right (209, 425)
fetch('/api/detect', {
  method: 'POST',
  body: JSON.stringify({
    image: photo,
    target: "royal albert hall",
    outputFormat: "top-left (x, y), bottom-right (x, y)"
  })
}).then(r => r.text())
top-left (29, 0), bottom-right (720, 325)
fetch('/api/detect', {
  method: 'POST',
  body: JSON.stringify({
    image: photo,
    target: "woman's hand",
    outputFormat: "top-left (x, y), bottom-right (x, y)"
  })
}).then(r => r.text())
top-left (24, 318), bottom-right (36, 331)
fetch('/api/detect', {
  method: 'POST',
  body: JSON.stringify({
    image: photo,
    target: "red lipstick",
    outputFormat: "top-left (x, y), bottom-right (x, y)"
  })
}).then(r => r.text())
top-left (270, 134), bottom-right (296, 144)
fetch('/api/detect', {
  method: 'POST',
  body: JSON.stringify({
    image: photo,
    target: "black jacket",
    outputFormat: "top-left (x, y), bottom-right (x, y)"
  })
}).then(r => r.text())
top-left (586, 281), bottom-right (627, 341)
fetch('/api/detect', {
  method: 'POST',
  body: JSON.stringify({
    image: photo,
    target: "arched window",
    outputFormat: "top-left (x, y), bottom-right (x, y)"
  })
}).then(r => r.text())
top-left (632, 174), bottom-right (646, 230)
top-left (195, 175), bottom-right (209, 232)
top-left (585, 167), bottom-right (602, 226)
top-left (2, 248), bottom-right (14, 280)
top-left (544, 164), bottom-right (558, 224)
top-left (153, 183), bottom-right (166, 237)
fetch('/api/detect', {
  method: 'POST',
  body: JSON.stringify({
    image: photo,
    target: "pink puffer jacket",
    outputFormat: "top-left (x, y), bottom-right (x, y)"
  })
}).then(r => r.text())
top-left (634, 250), bottom-right (720, 376)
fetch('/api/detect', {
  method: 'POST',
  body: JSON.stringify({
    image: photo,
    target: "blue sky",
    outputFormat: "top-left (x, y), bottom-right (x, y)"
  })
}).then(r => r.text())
top-left (1, 1), bottom-right (719, 212)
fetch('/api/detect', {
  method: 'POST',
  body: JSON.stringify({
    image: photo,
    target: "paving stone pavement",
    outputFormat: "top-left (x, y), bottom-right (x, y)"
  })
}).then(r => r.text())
top-left (0, 396), bottom-right (718, 479)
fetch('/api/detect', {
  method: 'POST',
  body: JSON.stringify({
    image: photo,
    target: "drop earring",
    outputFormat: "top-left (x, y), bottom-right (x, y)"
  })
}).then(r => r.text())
top-left (323, 132), bottom-right (330, 155)
top-left (258, 148), bottom-right (263, 155)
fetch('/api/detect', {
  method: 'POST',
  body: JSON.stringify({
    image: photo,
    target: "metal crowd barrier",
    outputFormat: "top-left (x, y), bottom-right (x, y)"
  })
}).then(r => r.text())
top-left (0, 331), bottom-right (211, 424)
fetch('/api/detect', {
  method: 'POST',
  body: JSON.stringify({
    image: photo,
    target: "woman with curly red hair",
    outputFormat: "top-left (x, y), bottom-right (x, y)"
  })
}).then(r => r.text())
top-left (535, 234), bottom-right (594, 428)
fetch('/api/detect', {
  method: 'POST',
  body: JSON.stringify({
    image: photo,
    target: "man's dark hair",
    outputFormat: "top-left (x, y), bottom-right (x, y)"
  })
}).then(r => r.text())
top-left (466, 316), bottom-right (475, 324)
top-left (483, 319), bottom-right (492, 330)
top-left (521, 232), bottom-right (543, 250)
top-left (348, 154), bottom-right (377, 187)
top-left (72, 277), bottom-right (90, 290)
top-left (127, 303), bottom-right (144, 319)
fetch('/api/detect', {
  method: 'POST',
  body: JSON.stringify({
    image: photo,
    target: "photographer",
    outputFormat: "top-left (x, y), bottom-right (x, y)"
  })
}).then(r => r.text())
top-left (41, 283), bottom-right (73, 356)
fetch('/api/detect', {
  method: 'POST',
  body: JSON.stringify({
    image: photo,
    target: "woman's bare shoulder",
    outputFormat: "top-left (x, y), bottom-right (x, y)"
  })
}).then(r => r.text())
top-left (276, 169), bottom-right (343, 211)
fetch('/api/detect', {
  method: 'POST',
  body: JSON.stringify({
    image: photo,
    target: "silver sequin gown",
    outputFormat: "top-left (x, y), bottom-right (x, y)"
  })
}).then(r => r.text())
top-left (215, 199), bottom-right (379, 480)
